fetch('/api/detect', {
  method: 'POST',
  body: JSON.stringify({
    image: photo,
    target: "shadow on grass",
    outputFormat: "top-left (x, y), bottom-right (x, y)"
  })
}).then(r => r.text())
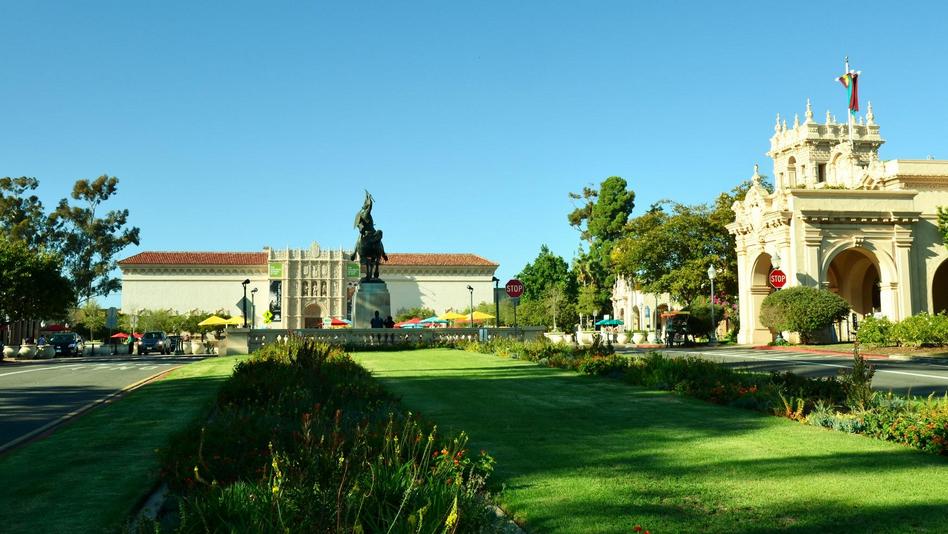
top-left (0, 372), bottom-right (231, 534)
top-left (363, 355), bottom-right (948, 533)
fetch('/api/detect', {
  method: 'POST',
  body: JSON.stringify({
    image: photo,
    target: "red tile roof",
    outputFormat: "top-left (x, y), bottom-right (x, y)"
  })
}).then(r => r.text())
top-left (119, 251), bottom-right (498, 267)
top-left (118, 251), bottom-right (268, 266)
top-left (385, 253), bottom-right (498, 267)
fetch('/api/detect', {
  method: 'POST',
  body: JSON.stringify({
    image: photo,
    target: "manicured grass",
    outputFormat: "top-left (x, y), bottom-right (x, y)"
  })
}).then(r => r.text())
top-left (0, 355), bottom-right (246, 534)
top-left (356, 349), bottom-right (948, 533)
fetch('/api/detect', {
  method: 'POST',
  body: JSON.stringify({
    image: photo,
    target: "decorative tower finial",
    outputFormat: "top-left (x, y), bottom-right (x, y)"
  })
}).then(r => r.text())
top-left (866, 101), bottom-right (875, 125)
top-left (782, 119), bottom-right (788, 131)
top-left (825, 109), bottom-right (832, 125)
top-left (793, 113), bottom-right (800, 128)
top-left (857, 115), bottom-right (864, 126)
top-left (805, 98), bottom-right (814, 123)
top-left (775, 113), bottom-right (781, 133)
top-left (752, 163), bottom-right (761, 184)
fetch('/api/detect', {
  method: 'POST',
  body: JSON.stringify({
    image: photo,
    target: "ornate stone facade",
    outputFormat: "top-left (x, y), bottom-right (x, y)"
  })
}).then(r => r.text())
top-left (728, 101), bottom-right (948, 344)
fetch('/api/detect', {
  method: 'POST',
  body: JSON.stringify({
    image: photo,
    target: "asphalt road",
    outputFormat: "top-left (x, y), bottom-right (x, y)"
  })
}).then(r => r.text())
top-left (0, 355), bottom-right (204, 451)
top-left (619, 346), bottom-right (948, 396)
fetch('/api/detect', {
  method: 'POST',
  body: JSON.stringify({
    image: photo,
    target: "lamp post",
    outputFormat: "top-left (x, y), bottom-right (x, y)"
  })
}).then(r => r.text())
top-left (707, 265), bottom-right (718, 346)
top-left (250, 288), bottom-right (258, 329)
top-left (492, 276), bottom-right (500, 328)
top-left (466, 285), bottom-right (474, 328)
top-left (241, 279), bottom-right (250, 328)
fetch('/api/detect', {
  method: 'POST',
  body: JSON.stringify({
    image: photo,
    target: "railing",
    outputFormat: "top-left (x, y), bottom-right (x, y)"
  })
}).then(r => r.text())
top-left (242, 327), bottom-right (546, 354)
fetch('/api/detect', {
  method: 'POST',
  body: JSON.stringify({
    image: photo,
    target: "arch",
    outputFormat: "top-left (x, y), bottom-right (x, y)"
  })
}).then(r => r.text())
top-left (743, 252), bottom-right (776, 344)
top-left (825, 248), bottom-right (881, 317)
top-left (820, 241), bottom-right (897, 287)
top-left (631, 306), bottom-right (640, 331)
top-left (787, 156), bottom-right (797, 187)
top-left (933, 258), bottom-right (948, 315)
top-left (303, 302), bottom-right (322, 329)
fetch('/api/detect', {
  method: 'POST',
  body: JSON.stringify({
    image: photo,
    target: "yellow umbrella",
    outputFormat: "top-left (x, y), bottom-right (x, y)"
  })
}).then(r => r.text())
top-left (198, 315), bottom-right (228, 327)
top-left (223, 316), bottom-right (245, 326)
top-left (456, 310), bottom-right (496, 322)
top-left (439, 311), bottom-right (467, 321)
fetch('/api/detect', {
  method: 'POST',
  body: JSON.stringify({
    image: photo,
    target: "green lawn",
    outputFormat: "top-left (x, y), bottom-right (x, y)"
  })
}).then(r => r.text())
top-left (356, 349), bottom-right (948, 533)
top-left (0, 355), bottom-right (246, 534)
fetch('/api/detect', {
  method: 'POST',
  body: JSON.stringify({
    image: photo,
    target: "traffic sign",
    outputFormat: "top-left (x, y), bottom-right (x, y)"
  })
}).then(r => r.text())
top-left (505, 279), bottom-right (524, 298)
top-left (769, 269), bottom-right (787, 289)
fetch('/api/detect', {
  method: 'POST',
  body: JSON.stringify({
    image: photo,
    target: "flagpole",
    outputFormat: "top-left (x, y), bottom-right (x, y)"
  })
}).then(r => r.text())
top-left (845, 56), bottom-right (854, 149)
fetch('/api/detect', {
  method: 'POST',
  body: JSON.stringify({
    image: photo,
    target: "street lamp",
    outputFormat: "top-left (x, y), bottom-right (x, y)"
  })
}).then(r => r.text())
top-left (250, 288), bottom-right (258, 329)
top-left (707, 265), bottom-right (718, 345)
top-left (492, 276), bottom-right (500, 328)
top-left (466, 285), bottom-right (474, 328)
top-left (241, 279), bottom-right (250, 328)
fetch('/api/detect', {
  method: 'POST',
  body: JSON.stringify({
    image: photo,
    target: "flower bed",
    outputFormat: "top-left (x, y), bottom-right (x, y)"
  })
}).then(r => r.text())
top-left (154, 339), bottom-right (495, 532)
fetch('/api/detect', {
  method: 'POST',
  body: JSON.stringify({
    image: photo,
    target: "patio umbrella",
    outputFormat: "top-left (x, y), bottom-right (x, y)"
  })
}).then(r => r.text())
top-left (222, 316), bottom-right (244, 326)
top-left (110, 332), bottom-right (130, 339)
top-left (329, 317), bottom-right (351, 327)
top-left (133, 332), bottom-right (143, 339)
top-left (419, 316), bottom-right (448, 324)
top-left (439, 311), bottom-right (468, 321)
top-left (455, 311), bottom-right (496, 322)
top-left (198, 315), bottom-right (228, 327)
top-left (595, 318), bottom-right (624, 326)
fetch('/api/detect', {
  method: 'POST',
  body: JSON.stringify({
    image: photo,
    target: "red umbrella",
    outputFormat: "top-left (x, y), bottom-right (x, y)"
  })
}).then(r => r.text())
top-left (394, 317), bottom-right (422, 328)
top-left (110, 332), bottom-right (130, 339)
top-left (329, 317), bottom-right (350, 327)
top-left (133, 332), bottom-right (143, 339)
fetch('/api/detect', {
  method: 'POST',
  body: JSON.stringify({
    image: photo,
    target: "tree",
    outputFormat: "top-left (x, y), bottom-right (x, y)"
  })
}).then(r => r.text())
top-left (49, 175), bottom-right (140, 304)
top-left (542, 282), bottom-right (567, 331)
top-left (568, 176), bottom-right (635, 315)
top-left (612, 179), bottom-right (769, 306)
top-left (0, 177), bottom-right (51, 249)
top-left (516, 246), bottom-right (578, 329)
top-left (0, 237), bottom-right (74, 331)
top-left (394, 306), bottom-right (435, 322)
top-left (938, 206), bottom-right (948, 249)
top-left (759, 286), bottom-right (849, 344)
top-left (71, 300), bottom-right (105, 344)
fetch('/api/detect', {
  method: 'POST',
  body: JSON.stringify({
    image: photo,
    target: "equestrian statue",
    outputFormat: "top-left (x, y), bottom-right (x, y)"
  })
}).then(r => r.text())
top-left (351, 190), bottom-right (388, 281)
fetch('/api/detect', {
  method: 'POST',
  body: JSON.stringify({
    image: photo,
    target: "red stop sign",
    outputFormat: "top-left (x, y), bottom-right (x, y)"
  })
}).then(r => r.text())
top-left (505, 279), bottom-right (524, 298)
top-left (769, 269), bottom-right (787, 289)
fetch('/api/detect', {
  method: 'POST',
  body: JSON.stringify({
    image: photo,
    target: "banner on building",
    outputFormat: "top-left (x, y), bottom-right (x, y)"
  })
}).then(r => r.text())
top-left (269, 262), bottom-right (284, 278)
top-left (269, 280), bottom-right (282, 322)
top-left (346, 262), bottom-right (360, 278)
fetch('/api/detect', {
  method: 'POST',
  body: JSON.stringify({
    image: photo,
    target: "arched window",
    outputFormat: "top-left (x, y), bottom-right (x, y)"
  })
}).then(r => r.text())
top-left (787, 157), bottom-right (797, 186)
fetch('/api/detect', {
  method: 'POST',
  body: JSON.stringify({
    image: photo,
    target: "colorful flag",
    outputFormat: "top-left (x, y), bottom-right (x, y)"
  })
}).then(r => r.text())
top-left (837, 71), bottom-right (859, 114)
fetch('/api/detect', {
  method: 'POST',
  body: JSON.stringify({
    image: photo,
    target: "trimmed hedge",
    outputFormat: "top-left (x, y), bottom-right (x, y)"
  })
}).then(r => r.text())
top-left (760, 286), bottom-right (850, 343)
top-left (857, 312), bottom-right (948, 348)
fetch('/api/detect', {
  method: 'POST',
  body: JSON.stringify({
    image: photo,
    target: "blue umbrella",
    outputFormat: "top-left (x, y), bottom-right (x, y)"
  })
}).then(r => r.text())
top-left (595, 318), bottom-right (624, 326)
top-left (419, 316), bottom-right (449, 324)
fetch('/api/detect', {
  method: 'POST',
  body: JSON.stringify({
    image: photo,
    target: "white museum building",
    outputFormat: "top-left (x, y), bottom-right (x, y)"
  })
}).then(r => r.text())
top-left (118, 243), bottom-right (499, 329)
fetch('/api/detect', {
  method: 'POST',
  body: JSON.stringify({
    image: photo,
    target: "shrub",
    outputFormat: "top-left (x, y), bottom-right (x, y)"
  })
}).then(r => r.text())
top-left (891, 312), bottom-right (948, 347)
top-left (760, 286), bottom-right (850, 343)
top-left (579, 354), bottom-right (628, 377)
top-left (856, 315), bottom-right (894, 347)
top-left (838, 345), bottom-right (876, 410)
top-left (685, 301), bottom-right (725, 340)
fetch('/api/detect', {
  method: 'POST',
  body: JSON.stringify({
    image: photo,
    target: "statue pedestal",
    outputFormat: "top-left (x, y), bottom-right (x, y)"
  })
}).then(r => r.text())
top-left (352, 281), bottom-right (391, 328)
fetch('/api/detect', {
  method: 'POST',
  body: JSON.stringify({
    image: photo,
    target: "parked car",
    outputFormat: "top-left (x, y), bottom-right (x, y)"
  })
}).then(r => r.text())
top-left (50, 332), bottom-right (85, 356)
top-left (139, 331), bottom-right (172, 355)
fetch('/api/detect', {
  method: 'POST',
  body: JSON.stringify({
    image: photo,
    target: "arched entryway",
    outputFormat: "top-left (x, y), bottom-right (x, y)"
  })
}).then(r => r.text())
top-left (746, 252), bottom-right (776, 344)
top-left (303, 302), bottom-right (322, 329)
top-left (933, 259), bottom-right (948, 315)
top-left (631, 306), bottom-right (641, 331)
top-left (826, 248), bottom-right (882, 318)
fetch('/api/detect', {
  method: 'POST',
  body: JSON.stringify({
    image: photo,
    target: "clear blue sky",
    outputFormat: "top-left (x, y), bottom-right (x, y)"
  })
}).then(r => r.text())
top-left (3, 2), bottom-right (947, 307)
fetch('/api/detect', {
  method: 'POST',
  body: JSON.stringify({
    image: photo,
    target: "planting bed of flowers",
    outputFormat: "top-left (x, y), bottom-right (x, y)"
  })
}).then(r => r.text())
top-left (152, 339), bottom-right (496, 532)
top-left (452, 338), bottom-right (948, 456)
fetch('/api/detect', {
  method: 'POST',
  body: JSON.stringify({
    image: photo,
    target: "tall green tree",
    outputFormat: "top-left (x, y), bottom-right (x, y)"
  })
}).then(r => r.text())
top-left (515, 245), bottom-right (578, 329)
top-left (938, 206), bottom-right (948, 249)
top-left (49, 175), bottom-right (141, 304)
top-left (612, 180), bottom-right (767, 305)
top-left (0, 237), bottom-right (74, 325)
top-left (71, 300), bottom-right (106, 342)
top-left (568, 176), bottom-right (635, 315)
top-left (0, 176), bottom-right (50, 248)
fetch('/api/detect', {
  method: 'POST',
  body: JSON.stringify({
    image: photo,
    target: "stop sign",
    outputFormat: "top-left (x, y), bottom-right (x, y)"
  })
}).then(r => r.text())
top-left (505, 279), bottom-right (524, 298)
top-left (769, 269), bottom-right (787, 289)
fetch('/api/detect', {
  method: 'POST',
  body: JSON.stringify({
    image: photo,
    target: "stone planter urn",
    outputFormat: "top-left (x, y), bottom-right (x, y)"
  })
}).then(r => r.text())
top-left (18, 344), bottom-right (37, 359)
top-left (3, 345), bottom-right (19, 359)
top-left (183, 342), bottom-right (193, 355)
top-left (40, 345), bottom-right (56, 358)
top-left (631, 332), bottom-right (646, 345)
top-left (191, 341), bottom-right (204, 354)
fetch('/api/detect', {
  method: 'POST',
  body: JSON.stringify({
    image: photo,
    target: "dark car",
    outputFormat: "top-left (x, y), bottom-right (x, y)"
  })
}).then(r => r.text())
top-left (139, 331), bottom-right (171, 355)
top-left (50, 332), bottom-right (85, 356)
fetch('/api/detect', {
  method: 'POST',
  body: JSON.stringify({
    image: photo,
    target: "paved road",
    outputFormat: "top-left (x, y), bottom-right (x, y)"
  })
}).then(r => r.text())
top-left (0, 355), bottom-right (204, 451)
top-left (618, 346), bottom-right (948, 396)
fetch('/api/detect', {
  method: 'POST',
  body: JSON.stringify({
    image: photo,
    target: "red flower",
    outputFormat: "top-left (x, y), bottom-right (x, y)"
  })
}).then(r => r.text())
top-left (634, 526), bottom-right (642, 532)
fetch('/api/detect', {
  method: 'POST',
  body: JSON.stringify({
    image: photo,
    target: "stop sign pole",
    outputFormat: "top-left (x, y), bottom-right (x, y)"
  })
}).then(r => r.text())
top-left (505, 279), bottom-right (524, 336)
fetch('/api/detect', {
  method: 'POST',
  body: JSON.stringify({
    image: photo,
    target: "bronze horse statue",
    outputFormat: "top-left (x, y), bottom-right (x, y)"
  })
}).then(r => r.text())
top-left (351, 191), bottom-right (388, 280)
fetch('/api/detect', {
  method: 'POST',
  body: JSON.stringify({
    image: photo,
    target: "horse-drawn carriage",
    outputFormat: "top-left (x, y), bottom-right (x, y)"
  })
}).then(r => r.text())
top-left (661, 311), bottom-right (691, 347)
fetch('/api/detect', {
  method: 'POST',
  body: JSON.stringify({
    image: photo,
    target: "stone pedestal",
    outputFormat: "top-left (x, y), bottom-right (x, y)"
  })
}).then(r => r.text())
top-left (352, 281), bottom-right (391, 328)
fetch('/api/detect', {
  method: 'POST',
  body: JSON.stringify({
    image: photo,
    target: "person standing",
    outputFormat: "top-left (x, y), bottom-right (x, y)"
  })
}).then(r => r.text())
top-left (370, 311), bottom-right (384, 329)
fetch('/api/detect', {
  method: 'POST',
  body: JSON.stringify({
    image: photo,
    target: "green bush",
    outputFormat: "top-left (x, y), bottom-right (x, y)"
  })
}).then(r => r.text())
top-left (159, 339), bottom-right (495, 532)
top-left (685, 301), bottom-right (725, 340)
top-left (891, 312), bottom-right (948, 347)
top-left (856, 316), bottom-right (894, 347)
top-left (760, 286), bottom-right (850, 343)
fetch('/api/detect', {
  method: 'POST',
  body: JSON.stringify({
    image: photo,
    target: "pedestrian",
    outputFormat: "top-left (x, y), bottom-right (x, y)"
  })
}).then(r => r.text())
top-left (384, 315), bottom-right (395, 329)
top-left (38, 335), bottom-right (47, 345)
top-left (370, 311), bottom-right (384, 328)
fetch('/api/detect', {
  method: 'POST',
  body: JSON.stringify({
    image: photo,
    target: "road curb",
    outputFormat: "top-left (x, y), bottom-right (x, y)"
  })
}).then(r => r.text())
top-left (0, 366), bottom-right (182, 456)
top-left (751, 345), bottom-right (890, 359)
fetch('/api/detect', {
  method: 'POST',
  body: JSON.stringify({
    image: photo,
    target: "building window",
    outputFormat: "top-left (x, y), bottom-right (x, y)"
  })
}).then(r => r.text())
top-left (818, 163), bottom-right (826, 183)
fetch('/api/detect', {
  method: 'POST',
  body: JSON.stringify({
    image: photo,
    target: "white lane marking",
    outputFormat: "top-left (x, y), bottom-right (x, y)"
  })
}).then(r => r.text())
top-left (140, 366), bottom-right (158, 370)
top-left (684, 350), bottom-right (948, 383)
top-left (0, 364), bottom-right (83, 378)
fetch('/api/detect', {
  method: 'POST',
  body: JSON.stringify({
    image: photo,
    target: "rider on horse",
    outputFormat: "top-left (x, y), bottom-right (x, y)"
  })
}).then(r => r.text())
top-left (351, 191), bottom-right (388, 280)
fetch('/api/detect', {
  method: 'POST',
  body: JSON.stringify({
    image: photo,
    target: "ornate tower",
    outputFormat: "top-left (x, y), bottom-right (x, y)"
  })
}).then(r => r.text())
top-left (768, 99), bottom-right (883, 189)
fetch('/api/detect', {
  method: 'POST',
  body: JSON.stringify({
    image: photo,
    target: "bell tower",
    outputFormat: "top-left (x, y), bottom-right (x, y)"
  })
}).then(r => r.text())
top-left (768, 99), bottom-right (884, 189)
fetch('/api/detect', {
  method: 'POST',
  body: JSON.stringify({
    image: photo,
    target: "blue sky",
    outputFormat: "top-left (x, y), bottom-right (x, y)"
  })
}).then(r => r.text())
top-left (3, 2), bottom-right (947, 307)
